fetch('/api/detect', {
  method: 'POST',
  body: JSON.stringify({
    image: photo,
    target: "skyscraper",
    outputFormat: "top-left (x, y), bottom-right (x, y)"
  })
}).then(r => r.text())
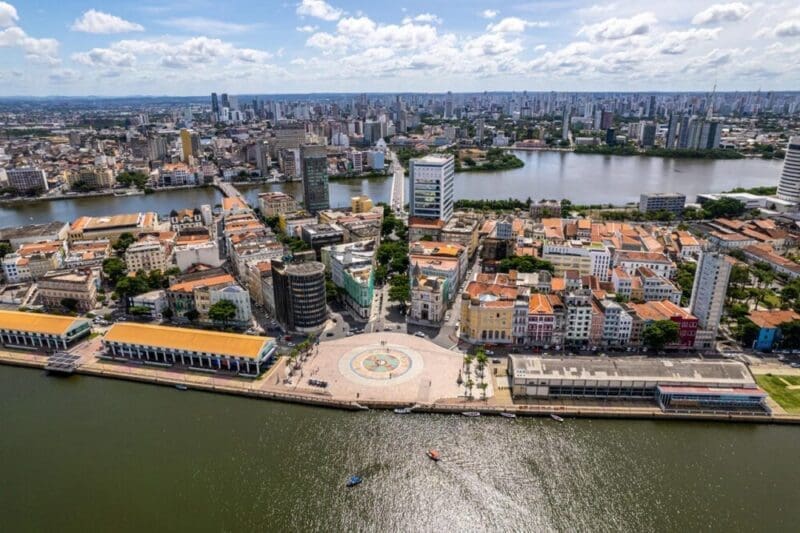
top-left (301, 144), bottom-right (329, 214)
top-left (271, 260), bottom-right (328, 333)
top-left (409, 154), bottom-right (455, 222)
top-left (665, 114), bottom-right (679, 149)
top-left (211, 92), bottom-right (219, 115)
top-left (777, 136), bottom-right (800, 202)
top-left (689, 251), bottom-right (733, 349)
top-left (179, 129), bottom-right (198, 163)
top-left (220, 93), bottom-right (230, 109)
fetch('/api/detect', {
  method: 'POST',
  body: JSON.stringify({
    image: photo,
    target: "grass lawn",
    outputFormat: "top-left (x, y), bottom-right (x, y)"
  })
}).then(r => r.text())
top-left (755, 374), bottom-right (800, 414)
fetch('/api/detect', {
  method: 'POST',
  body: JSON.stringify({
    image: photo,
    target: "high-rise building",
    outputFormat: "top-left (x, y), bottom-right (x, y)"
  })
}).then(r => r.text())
top-left (6, 167), bottom-right (48, 192)
top-left (180, 129), bottom-right (199, 163)
top-left (271, 260), bottom-right (328, 333)
top-left (409, 154), bottom-right (455, 222)
top-left (689, 251), bottom-right (733, 348)
top-left (665, 114), bottom-right (679, 149)
top-left (255, 141), bottom-right (270, 175)
top-left (301, 144), bottom-right (329, 214)
top-left (211, 92), bottom-right (219, 114)
top-left (777, 136), bottom-right (800, 202)
top-left (641, 124), bottom-right (656, 148)
top-left (220, 93), bottom-right (230, 109)
top-left (600, 110), bottom-right (614, 130)
top-left (561, 109), bottom-right (570, 140)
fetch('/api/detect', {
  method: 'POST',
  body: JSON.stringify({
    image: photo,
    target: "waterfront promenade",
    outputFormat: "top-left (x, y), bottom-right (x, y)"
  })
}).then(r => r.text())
top-left (1, 332), bottom-right (798, 425)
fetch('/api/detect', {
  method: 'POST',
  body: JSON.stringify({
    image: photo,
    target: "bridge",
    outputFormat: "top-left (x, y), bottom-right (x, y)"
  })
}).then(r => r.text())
top-left (213, 177), bottom-right (245, 199)
top-left (389, 150), bottom-right (405, 214)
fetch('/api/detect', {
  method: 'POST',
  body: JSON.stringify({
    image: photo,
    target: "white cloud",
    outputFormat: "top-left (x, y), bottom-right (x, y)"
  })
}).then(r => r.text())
top-left (481, 9), bottom-right (498, 19)
top-left (402, 13), bottom-right (442, 25)
top-left (683, 48), bottom-right (736, 72)
top-left (774, 19), bottom-right (800, 37)
top-left (578, 12), bottom-right (657, 41)
top-left (0, 1), bottom-right (18, 28)
top-left (487, 17), bottom-right (548, 33)
top-left (658, 27), bottom-right (721, 54)
top-left (534, 44), bottom-right (547, 51)
top-left (72, 48), bottom-right (135, 68)
top-left (163, 17), bottom-right (256, 35)
top-left (71, 9), bottom-right (144, 34)
top-left (296, 0), bottom-right (342, 21)
top-left (296, 24), bottom-right (318, 33)
top-left (0, 25), bottom-right (60, 64)
top-left (305, 32), bottom-right (350, 53)
top-left (691, 3), bottom-right (752, 25)
top-left (48, 68), bottom-right (80, 83)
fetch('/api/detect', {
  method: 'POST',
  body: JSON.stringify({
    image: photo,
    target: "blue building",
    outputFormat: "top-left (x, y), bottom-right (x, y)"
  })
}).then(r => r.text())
top-left (748, 310), bottom-right (800, 351)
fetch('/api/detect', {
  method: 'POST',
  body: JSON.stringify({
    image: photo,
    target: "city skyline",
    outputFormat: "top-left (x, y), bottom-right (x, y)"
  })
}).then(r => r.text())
top-left (1, 1), bottom-right (800, 96)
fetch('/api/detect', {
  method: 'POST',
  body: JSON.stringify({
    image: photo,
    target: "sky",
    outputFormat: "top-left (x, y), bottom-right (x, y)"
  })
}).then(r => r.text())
top-left (0, 0), bottom-right (799, 96)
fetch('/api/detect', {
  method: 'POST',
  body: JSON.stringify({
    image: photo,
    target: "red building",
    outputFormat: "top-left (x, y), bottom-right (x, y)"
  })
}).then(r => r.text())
top-left (627, 300), bottom-right (698, 349)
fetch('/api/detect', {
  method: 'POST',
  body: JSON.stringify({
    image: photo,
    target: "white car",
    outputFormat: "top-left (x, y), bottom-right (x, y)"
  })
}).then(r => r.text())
top-left (414, 331), bottom-right (426, 338)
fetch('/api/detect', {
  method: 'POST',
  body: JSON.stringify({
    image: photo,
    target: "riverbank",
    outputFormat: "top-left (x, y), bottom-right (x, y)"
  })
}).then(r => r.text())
top-left (0, 184), bottom-right (218, 207)
top-left (1, 345), bottom-right (796, 425)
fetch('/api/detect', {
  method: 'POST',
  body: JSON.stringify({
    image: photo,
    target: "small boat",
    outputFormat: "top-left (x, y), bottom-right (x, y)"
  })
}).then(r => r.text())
top-left (550, 413), bottom-right (565, 423)
top-left (426, 449), bottom-right (441, 462)
top-left (499, 412), bottom-right (517, 419)
top-left (461, 411), bottom-right (481, 417)
top-left (175, 384), bottom-right (188, 391)
top-left (394, 407), bottom-right (413, 414)
top-left (346, 475), bottom-right (362, 488)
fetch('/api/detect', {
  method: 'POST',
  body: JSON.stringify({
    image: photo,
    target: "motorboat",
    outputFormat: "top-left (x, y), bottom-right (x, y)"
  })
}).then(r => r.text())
top-left (394, 407), bottom-right (413, 414)
top-left (550, 413), bottom-right (565, 422)
top-left (461, 411), bottom-right (481, 417)
top-left (499, 412), bottom-right (517, 419)
top-left (175, 384), bottom-right (188, 391)
top-left (346, 475), bottom-right (362, 488)
top-left (426, 449), bottom-right (441, 462)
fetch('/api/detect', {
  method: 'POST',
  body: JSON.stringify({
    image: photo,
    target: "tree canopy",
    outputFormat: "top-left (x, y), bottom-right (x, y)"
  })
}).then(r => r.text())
top-left (641, 320), bottom-right (680, 350)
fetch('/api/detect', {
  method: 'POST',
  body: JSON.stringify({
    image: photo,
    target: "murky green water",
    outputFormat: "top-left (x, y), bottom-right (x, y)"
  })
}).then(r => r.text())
top-left (0, 365), bottom-right (797, 532)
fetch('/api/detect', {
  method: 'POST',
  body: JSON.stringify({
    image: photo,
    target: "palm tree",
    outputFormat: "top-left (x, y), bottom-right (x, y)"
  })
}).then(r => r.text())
top-left (476, 351), bottom-right (488, 379)
top-left (466, 379), bottom-right (475, 399)
top-left (478, 382), bottom-right (488, 400)
top-left (463, 354), bottom-right (473, 375)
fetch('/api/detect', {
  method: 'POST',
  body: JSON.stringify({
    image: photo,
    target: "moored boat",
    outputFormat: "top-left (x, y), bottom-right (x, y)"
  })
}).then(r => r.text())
top-left (426, 449), bottom-right (441, 461)
top-left (175, 384), bottom-right (188, 391)
top-left (550, 413), bottom-right (565, 422)
top-left (394, 407), bottom-right (412, 414)
top-left (499, 412), bottom-right (516, 419)
top-left (462, 411), bottom-right (481, 417)
top-left (346, 475), bottom-right (362, 487)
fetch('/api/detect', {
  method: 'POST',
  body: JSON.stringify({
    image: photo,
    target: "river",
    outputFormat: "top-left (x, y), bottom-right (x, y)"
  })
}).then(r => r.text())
top-left (0, 152), bottom-right (782, 228)
top-left (0, 365), bottom-right (797, 532)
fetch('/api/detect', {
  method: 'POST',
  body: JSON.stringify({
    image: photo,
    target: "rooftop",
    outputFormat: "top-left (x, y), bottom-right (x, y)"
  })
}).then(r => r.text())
top-left (104, 323), bottom-right (273, 360)
top-left (510, 356), bottom-right (755, 386)
top-left (748, 309), bottom-right (800, 329)
top-left (0, 309), bottom-right (87, 336)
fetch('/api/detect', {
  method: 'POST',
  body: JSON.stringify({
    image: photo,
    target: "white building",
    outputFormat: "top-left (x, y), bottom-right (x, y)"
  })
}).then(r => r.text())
top-left (209, 285), bottom-right (252, 325)
top-left (777, 136), bottom-right (800, 202)
top-left (409, 154), bottom-right (455, 222)
top-left (689, 251), bottom-right (733, 349)
top-left (173, 240), bottom-right (224, 271)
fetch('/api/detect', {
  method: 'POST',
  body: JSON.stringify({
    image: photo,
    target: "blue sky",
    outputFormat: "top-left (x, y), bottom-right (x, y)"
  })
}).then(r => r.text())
top-left (1, 0), bottom-right (799, 96)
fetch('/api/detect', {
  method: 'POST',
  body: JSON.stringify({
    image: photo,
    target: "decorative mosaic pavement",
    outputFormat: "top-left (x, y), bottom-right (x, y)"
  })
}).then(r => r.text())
top-left (338, 340), bottom-right (424, 386)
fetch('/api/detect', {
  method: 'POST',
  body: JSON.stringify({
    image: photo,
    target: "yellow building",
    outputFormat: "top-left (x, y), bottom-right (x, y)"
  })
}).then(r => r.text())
top-left (459, 276), bottom-right (520, 344)
top-left (351, 195), bottom-right (374, 214)
top-left (0, 309), bottom-right (90, 349)
top-left (102, 323), bottom-right (276, 376)
top-left (180, 128), bottom-right (198, 163)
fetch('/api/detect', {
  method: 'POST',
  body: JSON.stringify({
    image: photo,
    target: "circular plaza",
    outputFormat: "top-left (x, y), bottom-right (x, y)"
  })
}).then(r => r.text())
top-left (338, 341), bottom-right (424, 386)
top-left (292, 332), bottom-right (469, 403)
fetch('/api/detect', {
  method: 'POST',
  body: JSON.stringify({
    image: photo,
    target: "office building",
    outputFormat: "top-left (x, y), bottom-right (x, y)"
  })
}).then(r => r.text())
top-left (639, 193), bottom-right (686, 215)
top-left (777, 136), bottom-right (800, 202)
top-left (211, 92), bottom-right (219, 114)
top-left (180, 129), bottom-right (199, 162)
top-left (272, 260), bottom-right (328, 333)
top-left (6, 167), bottom-right (48, 193)
top-left (665, 114), bottom-right (679, 149)
top-left (300, 144), bottom-right (329, 214)
top-left (37, 269), bottom-right (98, 312)
top-left (689, 251), bottom-right (734, 348)
top-left (508, 356), bottom-right (768, 415)
top-left (409, 154), bottom-right (455, 222)
top-left (102, 323), bottom-right (276, 377)
top-left (0, 309), bottom-right (90, 350)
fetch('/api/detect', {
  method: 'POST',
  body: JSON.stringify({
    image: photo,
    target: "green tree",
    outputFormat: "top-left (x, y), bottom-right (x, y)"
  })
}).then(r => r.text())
top-left (779, 320), bottom-right (800, 350)
top-left (161, 308), bottom-right (174, 321)
top-left (388, 275), bottom-right (410, 307)
top-left (208, 299), bottom-right (238, 326)
top-left (641, 320), bottom-right (680, 351)
top-left (129, 305), bottom-right (152, 316)
top-left (0, 242), bottom-right (12, 259)
top-left (325, 278), bottom-right (339, 303)
top-left (113, 232), bottom-right (136, 254)
top-left (102, 257), bottom-right (127, 285)
top-left (497, 255), bottom-right (554, 274)
top-left (185, 309), bottom-right (200, 323)
top-left (701, 197), bottom-right (746, 219)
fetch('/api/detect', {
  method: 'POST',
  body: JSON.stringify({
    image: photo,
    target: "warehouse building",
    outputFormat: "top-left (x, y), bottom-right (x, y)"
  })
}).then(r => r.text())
top-left (102, 323), bottom-right (276, 376)
top-left (0, 309), bottom-right (90, 350)
top-left (509, 356), bottom-right (768, 414)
